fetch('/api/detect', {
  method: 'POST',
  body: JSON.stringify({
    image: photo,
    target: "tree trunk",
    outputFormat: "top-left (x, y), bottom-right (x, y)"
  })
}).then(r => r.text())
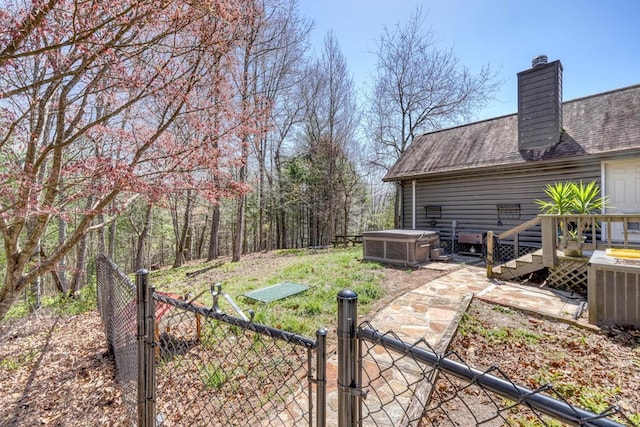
top-left (0, 242), bottom-right (33, 321)
top-left (196, 215), bottom-right (207, 260)
top-left (134, 203), bottom-right (153, 271)
top-left (173, 191), bottom-right (193, 268)
top-left (185, 225), bottom-right (193, 262)
top-left (108, 216), bottom-right (116, 260)
top-left (70, 232), bottom-right (89, 295)
top-left (232, 191), bottom-right (245, 262)
top-left (96, 213), bottom-right (106, 254)
top-left (207, 205), bottom-right (220, 261)
top-left (56, 220), bottom-right (69, 294)
top-left (343, 194), bottom-right (350, 236)
top-left (258, 155), bottom-right (266, 251)
top-left (275, 154), bottom-right (286, 249)
top-left (57, 215), bottom-right (69, 293)
top-left (326, 154), bottom-right (336, 246)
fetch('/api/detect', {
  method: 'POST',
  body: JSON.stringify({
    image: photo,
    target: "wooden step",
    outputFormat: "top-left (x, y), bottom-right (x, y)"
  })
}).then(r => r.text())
top-left (493, 249), bottom-right (544, 280)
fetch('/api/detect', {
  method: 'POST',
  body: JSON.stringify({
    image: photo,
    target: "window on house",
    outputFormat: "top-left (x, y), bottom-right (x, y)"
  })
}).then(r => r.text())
top-left (425, 205), bottom-right (441, 218)
top-left (497, 204), bottom-right (521, 220)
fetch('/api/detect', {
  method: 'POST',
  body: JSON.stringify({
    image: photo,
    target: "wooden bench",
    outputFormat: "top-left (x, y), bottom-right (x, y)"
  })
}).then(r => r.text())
top-left (332, 235), bottom-right (363, 248)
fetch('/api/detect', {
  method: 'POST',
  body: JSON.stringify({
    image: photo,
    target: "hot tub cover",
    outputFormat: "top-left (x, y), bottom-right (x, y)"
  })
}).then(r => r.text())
top-left (362, 229), bottom-right (439, 240)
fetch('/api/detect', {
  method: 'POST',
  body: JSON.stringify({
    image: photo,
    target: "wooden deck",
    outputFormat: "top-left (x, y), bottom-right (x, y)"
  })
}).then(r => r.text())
top-left (489, 214), bottom-right (640, 285)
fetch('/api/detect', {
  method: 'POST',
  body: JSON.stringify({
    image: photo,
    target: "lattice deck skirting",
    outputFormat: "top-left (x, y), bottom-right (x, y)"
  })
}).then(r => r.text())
top-left (493, 244), bottom-right (539, 263)
top-left (547, 257), bottom-right (588, 294)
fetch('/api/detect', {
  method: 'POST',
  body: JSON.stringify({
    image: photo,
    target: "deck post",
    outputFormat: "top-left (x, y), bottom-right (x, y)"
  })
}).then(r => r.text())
top-left (540, 215), bottom-right (557, 267)
top-left (486, 231), bottom-right (494, 278)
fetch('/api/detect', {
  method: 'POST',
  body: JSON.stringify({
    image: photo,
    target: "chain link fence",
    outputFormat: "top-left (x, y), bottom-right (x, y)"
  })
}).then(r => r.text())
top-left (152, 291), bottom-right (326, 426)
top-left (96, 255), bottom-right (326, 426)
top-left (355, 325), bottom-right (636, 426)
top-left (336, 290), bottom-right (636, 427)
top-left (97, 256), bottom-right (637, 426)
top-left (96, 254), bottom-right (139, 421)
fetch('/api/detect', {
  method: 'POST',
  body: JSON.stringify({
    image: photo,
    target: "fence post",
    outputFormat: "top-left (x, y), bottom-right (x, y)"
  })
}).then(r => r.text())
top-left (337, 289), bottom-right (360, 427)
top-left (136, 269), bottom-right (154, 427)
top-left (316, 328), bottom-right (327, 427)
top-left (145, 284), bottom-right (156, 427)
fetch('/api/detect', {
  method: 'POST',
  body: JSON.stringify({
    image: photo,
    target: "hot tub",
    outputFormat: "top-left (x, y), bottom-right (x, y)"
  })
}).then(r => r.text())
top-left (363, 229), bottom-right (440, 266)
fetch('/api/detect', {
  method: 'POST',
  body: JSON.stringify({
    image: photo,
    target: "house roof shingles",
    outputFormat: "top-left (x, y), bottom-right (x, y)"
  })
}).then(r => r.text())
top-left (383, 84), bottom-right (640, 181)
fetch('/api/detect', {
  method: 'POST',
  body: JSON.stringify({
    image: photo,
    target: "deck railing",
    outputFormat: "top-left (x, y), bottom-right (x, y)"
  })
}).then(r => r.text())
top-left (496, 216), bottom-right (542, 257)
top-left (540, 214), bottom-right (640, 267)
top-left (487, 214), bottom-right (640, 274)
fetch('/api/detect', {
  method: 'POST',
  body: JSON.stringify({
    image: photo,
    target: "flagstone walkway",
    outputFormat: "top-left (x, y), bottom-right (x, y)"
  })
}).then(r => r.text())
top-left (320, 260), bottom-right (590, 426)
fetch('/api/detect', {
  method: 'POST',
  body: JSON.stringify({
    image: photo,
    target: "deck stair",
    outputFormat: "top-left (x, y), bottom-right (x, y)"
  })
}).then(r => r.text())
top-left (490, 213), bottom-right (640, 282)
top-left (492, 249), bottom-right (544, 280)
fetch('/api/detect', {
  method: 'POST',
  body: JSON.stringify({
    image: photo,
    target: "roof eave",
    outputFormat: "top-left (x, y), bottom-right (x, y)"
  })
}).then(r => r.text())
top-left (383, 147), bottom-right (640, 182)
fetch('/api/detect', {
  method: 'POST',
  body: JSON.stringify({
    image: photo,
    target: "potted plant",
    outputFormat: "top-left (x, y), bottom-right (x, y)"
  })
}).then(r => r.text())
top-left (536, 180), bottom-right (609, 256)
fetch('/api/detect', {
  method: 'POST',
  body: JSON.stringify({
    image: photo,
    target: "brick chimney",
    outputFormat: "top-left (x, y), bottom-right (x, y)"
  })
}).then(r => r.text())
top-left (517, 55), bottom-right (563, 150)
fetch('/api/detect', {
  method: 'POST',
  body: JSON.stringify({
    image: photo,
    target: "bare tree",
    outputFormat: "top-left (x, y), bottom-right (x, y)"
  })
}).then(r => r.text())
top-left (273, 86), bottom-right (308, 248)
top-left (299, 32), bottom-right (359, 246)
top-left (231, 0), bottom-right (311, 259)
top-left (250, 0), bottom-right (311, 252)
top-left (366, 6), bottom-right (501, 171)
top-left (129, 201), bottom-right (153, 272)
top-left (171, 191), bottom-right (195, 268)
top-left (232, 4), bottom-right (261, 263)
top-left (366, 7), bottom-right (500, 226)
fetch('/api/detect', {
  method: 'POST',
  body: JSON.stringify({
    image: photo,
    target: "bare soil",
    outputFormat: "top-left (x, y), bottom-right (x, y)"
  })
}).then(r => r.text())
top-left (1, 252), bottom-right (638, 426)
top-left (0, 312), bottom-right (130, 426)
top-left (433, 299), bottom-right (640, 425)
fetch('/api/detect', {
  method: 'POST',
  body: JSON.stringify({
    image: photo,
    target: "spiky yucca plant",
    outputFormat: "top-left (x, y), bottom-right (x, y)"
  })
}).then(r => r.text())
top-left (536, 180), bottom-right (610, 238)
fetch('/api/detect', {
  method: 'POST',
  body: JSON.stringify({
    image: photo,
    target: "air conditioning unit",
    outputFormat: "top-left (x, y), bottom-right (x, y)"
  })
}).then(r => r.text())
top-left (588, 250), bottom-right (640, 328)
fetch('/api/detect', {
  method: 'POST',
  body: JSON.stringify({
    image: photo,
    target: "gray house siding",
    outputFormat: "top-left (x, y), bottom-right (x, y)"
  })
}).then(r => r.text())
top-left (400, 156), bottom-right (623, 246)
top-left (384, 64), bottom-right (640, 261)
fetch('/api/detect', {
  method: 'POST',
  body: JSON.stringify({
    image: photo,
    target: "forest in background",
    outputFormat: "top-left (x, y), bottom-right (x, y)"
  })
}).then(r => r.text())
top-left (0, 0), bottom-right (498, 320)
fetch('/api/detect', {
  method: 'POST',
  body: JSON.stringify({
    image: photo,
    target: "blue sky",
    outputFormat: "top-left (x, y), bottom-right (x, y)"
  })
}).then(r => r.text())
top-left (299, 0), bottom-right (640, 121)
